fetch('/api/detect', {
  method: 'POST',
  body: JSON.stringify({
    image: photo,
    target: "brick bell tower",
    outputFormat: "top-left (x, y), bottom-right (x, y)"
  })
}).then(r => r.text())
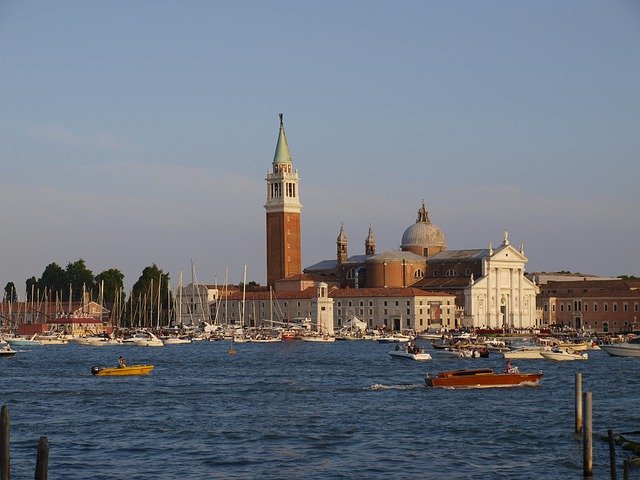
top-left (265, 114), bottom-right (302, 287)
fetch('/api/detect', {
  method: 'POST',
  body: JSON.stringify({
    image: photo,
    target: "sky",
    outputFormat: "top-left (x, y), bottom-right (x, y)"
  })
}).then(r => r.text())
top-left (1, 1), bottom-right (639, 293)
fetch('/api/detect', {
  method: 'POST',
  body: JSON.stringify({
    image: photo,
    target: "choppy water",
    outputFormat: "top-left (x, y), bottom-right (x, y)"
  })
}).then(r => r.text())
top-left (1, 340), bottom-right (637, 479)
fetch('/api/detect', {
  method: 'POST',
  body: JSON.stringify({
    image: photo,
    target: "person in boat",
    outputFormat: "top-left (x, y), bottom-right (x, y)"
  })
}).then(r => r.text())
top-left (118, 355), bottom-right (127, 368)
top-left (504, 360), bottom-right (519, 374)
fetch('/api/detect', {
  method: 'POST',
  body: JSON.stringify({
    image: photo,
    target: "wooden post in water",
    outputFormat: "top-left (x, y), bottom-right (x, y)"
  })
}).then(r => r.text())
top-left (34, 436), bottom-right (49, 480)
top-left (583, 391), bottom-right (593, 477)
top-left (622, 459), bottom-right (630, 480)
top-left (575, 372), bottom-right (583, 434)
top-left (608, 429), bottom-right (617, 480)
top-left (1, 405), bottom-right (9, 480)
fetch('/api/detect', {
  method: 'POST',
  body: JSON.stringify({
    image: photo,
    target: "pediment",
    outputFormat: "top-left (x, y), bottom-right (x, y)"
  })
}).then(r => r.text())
top-left (490, 244), bottom-right (527, 263)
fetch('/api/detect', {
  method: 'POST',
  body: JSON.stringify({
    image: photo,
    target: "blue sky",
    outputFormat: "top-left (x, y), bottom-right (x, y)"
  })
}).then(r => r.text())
top-left (1, 1), bottom-right (639, 292)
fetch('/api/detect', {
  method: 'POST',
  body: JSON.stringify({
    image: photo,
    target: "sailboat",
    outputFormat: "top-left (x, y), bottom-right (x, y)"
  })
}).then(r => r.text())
top-left (228, 266), bottom-right (246, 355)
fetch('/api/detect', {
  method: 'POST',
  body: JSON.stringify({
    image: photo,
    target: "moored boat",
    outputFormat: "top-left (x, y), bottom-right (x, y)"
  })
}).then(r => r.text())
top-left (425, 368), bottom-right (543, 389)
top-left (539, 348), bottom-right (588, 361)
top-left (0, 344), bottom-right (17, 357)
top-left (91, 364), bottom-right (155, 376)
top-left (389, 344), bottom-right (432, 361)
top-left (600, 336), bottom-right (640, 357)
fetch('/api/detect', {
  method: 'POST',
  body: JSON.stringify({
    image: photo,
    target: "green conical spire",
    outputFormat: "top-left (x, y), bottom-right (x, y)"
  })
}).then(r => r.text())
top-left (273, 113), bottom-right (292, 166)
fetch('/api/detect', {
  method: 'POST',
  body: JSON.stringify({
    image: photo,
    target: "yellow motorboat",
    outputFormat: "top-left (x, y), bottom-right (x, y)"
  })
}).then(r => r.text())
top-left (91, 364), bottom-right (155, 376)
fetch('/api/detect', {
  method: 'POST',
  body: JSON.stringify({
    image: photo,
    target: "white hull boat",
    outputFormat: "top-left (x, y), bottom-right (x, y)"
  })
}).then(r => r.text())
top-left (600, 337), bottom-right (640, 357)
top-left (74, 337), bottom-right (123, 346)
top-left (301, 335), bottom-right (335, 342)
top-left (389, 349), bottom-right (432, 361)
top-left (540, 349), bottom-right (588, 361)
top-left (6, 335), bottom-right (43, 346)
top-left (502, 347), bottom-right (546, 360)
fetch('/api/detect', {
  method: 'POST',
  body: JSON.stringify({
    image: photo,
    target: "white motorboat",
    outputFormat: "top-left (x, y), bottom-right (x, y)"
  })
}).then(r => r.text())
top-left (6, 334), bottom-right (43, 346)
top-left (376, 335), bottom-right (411, 343)
top-left (389, 345), bottom-right (432, 361)
top-left (124, 331), bottom-right (164, 347)
top-left (502, 346), bottom-right (547, 360)
top-left (540, 348), bottom-right (588, 361)
top-left (301, 335), bottom-right (335, 342)
top-left (73, 336), bottom-right (123, 346)
top-left (34, 331), bottom-right (69, 345)
top-left (600, 337), bottom-right (640, 357)
top-left (163, 336), bottom-right (192, 345)
top-left (0, 344), bottom-right (17, 356)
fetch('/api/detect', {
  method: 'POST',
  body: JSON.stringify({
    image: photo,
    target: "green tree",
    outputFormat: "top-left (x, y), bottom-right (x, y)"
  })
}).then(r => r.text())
top-left (95, 268), bottom-right (125, 305)
top-left (25, 276), bottom-right (38, 301)
top-left (65, 259), bottom-right (95, 302)
top-left (3, 282), bottom-right (17, 302)
top-left (127, 264), bottom-right (171, 327)
top-left (39, 262), bottom-right (68, 299)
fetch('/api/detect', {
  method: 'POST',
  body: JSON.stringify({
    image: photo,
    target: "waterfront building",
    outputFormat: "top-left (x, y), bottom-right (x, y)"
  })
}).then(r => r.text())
top-left (537, 278), bottom-right (640, 333)
top-left (220, 285), bottom-right (456, 332)
top-left (265, 113), bottom-right (302, 288)
top-left (414, 230), bottom-right (539, 330)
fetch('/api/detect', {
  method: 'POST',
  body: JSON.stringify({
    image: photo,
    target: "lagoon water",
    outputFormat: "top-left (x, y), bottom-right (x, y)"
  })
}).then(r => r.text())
top-left (1, 340), bottom-right (637, 479)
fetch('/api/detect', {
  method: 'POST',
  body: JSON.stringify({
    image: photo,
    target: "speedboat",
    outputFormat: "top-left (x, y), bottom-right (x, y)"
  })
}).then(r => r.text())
top-left (0, 345), bottom-right (17, 357)
top-left (425, 368), bottom-right (543, 389)
top-left (301, 334), bottom-right (335, 342)
top-left (502, 346), bottom-right (546, 360)
top-left (34, 331), bottom-right (69, 345)
top-left (600, 336), bottom-right (640, 357)
top-left (91, 364), bottom-right (155, 376)
top-left (389, 344), bottom-right (432, 361)
top-left (73, 336), bottom-right (123, 346)
top-left (6, 334), bottom-right (43, 346)
top-left (376, 334), bottom-right (411, 343)
top-left (540, 348), bottom-right (588, 361)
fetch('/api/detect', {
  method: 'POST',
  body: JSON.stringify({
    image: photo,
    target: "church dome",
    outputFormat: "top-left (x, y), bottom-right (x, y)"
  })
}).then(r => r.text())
top-left (401, 201), bottom-right (446, 254)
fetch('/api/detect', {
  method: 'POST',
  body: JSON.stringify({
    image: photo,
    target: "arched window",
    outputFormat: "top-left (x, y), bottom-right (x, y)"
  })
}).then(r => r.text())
top-left (414, 269), bottom-right (424, 278)
top-left (346, 268), bottom-right (357, 279)
top-left (445, 269), bottom-right (457, 277)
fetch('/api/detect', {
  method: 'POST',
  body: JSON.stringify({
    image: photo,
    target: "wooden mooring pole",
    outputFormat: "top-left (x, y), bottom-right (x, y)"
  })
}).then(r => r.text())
top-left (1, 405), bottom-right (9, 480)
top-left (575, 372), bottom-right (583, 434)
top-left (583, 391), bottom-right (593, 477)
top-left (608, 429), bottom-right (617, 480)
top-left (622, 459), bottom-right (630, 480)
top-left (34, 436), bottom-right (49, 480)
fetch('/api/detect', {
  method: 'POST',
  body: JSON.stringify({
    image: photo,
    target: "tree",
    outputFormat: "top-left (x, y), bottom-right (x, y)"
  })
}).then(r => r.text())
top-left (127, 264), bottom-right (171, 327)
top-left (25, 277), bottom-right (38, 301)
top-left (39, 262), bottom-right (68, 300)
top-left (95, 268), bottom-right (125, 305)
top-left (65, 259), bottom-right (95, 302)
top-left (3, 282), bottom-right (17, 302)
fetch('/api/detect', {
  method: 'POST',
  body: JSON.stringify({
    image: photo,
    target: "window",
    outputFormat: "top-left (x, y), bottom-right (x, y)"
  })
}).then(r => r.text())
top-left (359, 301), bottom-right (364, 307)
top-left (384, 301), bottom-right (388, 307)
top-left (544, 304), bottom-right (548, 312)
top-left (407, 309), bottom-right (411, 315)
top-left (395, 301), bottom-right (399, 307)
top-left (337, 301), bottom-right (342, 307)
top-left (613, 304), bottom-right (618, 312)
top-left (321, 306), bottom-right (326, 311)
top-left (604, 304), bottom-right (608, 312)
top-left (624, 304), bottom-right (628, 312)
top-left (465, 268), bottom-right (470, 276)
top-left (560, 305), bottom-right (564, 312)
top-left (594, 303), bottom-right (598, 312)
top-left (445, 269), bottom-right (457, 277)
top-left (406, 301), bottom-right (410, 306)
top-left (414, 269), bottom-right (424, 278)
top-left (433, 270), bottom-right (438, 277)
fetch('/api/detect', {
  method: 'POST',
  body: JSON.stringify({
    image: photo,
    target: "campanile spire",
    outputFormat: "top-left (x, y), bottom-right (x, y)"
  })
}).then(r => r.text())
top-left (265, 114), bottom-right (302, 287)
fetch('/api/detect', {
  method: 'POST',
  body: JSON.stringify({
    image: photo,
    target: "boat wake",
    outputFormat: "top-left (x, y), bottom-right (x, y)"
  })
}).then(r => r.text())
top-left (370, 383), bottom-right (423, 391)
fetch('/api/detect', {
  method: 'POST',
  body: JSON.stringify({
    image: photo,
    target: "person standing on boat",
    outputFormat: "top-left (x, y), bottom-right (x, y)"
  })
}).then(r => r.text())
top-left (118, 355), bottom-right (126, 368)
